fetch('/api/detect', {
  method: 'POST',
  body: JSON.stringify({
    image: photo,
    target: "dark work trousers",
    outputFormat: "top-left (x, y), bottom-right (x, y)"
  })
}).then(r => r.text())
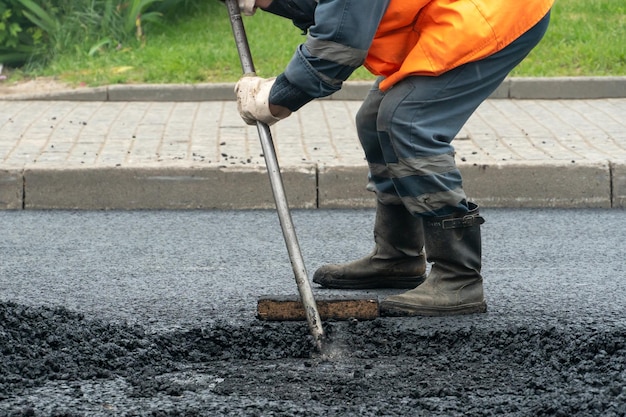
top-left (356, 11), bottom-right (551, 217)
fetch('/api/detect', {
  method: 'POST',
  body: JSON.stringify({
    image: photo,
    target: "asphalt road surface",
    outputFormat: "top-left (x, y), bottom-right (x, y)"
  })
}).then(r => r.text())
top-left (1, 208), bottom-right (625, 416)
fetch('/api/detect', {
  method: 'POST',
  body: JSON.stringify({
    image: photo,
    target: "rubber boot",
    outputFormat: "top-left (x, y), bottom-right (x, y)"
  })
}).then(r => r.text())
top-left (380, 202), bottom-right (487, 316)
top-left (312, 202), bottom-right (426, 289)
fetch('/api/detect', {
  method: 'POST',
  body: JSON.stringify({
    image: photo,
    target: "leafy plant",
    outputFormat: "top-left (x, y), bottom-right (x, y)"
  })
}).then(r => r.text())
top-left (156, 0), bottom-right (207, 18)
top-left (119, 0), bottom-right (163, 41)
top-left (18, 0), bottom-right (59, 35)
top-left (0, 7), bottom-right (21, 48)
top-left (1, 0), bottom-right (171, 68)
top-left (0, 0), bottom-right (46, 65)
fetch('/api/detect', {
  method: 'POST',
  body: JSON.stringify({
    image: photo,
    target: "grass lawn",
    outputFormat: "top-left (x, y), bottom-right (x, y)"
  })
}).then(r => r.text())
top-left (5, 0), bottom-right (626, 86)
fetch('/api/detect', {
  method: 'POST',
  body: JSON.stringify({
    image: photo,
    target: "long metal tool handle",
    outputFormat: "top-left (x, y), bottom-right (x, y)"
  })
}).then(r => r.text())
top-left (224, 0), bottom-right (325, 351)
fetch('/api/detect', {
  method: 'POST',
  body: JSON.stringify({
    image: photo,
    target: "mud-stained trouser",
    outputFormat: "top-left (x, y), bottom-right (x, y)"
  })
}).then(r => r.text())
top-left (356, 12), bottom-right (551, 216)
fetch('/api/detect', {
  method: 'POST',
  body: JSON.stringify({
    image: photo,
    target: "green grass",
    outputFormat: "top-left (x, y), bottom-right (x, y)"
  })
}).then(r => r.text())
top-left (7, 0), bottom-right (626, 86)
top-left (510, 0), bottom-right (626, 76)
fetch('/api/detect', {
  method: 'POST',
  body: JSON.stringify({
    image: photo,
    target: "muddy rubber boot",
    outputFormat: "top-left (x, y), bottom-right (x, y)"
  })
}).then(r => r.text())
top-left (380, 202), bottom-right (487, 316)
top-left (313, 202), bottom-right (426, 289)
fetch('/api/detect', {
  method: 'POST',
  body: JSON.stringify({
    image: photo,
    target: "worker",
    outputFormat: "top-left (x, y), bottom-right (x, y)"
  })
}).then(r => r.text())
top-left (234, 0), bottom-right (554, 316)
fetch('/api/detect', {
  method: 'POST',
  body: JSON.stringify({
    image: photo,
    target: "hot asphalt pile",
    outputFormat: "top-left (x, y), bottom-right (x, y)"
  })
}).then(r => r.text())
top-left (1, 300), bottom-right (626, 416)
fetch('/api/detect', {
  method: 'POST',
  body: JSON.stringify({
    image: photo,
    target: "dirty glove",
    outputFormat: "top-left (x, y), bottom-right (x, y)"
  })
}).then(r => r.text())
top-left (235, 76), bottom-right (285, 126)
top-left (238, 0), bottom-right (257, 15)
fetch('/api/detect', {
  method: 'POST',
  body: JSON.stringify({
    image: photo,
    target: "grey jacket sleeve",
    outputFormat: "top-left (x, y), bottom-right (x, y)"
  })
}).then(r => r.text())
top-left (268, 0), bottom-right (390, 112)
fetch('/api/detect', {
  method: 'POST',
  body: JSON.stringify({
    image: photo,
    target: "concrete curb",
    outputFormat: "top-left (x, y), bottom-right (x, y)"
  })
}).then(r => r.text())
top-left (19, 165), bottom-right (317, 210)
top-left (2, 77), bottom-right (626, 102)
top-left (0, 169), bottom-right (22, 210)
top-left (614, 162), bottom-right (626, 208)
top-left (1, 161), bottom-right (623, 210)
top-left (318, 162), bottom-right (620, 210)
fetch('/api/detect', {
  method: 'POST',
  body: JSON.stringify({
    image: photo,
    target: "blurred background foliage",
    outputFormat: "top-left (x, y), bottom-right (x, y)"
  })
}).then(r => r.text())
top-left (0, 0), bottom-right (624, 85)
top-left (0, 0), bottom-right (206, 66)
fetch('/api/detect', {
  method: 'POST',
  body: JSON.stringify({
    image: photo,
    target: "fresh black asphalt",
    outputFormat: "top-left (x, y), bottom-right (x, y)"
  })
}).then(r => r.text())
top-left (1, 208), bottom-right (625, 416)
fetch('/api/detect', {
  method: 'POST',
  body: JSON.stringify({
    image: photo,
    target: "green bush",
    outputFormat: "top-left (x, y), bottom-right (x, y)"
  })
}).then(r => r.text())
top-left (0, 0), bottom-right (45, 65)
top-left (156, 0), bottom-right (207, 18)
top-left (0, 0), bottom-right (205, 68)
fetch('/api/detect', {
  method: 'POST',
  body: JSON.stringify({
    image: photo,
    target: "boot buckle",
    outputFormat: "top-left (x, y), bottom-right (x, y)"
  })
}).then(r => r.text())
top-left (441, 214), bottom-right (485, 229)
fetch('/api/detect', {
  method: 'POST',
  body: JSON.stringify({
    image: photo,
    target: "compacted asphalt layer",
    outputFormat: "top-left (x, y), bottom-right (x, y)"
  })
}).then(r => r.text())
top-left (1, 208), bottom-right (625, 416)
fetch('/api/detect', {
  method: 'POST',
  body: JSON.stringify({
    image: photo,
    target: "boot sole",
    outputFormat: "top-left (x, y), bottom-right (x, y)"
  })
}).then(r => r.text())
top-left (379, 300), bottom-right (487, 317)
top-left (313, 274), bottom-right (426, 290)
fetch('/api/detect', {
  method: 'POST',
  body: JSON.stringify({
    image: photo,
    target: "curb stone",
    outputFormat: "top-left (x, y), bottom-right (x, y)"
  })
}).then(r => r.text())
top-left (0, 169), bottom-right (22, 210)
top-left (21, 165), bottom-right (317, 210)
top-left (2, 77), bottom-right (626, 101)
top-left (613, 162), bottom-right (626, 208)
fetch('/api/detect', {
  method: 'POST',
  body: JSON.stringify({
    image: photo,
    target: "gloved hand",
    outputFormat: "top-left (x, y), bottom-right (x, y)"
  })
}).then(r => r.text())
top-left (238, 0), bottom-right (257, 15)
top-left (235, 76), bottom-right (289, 126)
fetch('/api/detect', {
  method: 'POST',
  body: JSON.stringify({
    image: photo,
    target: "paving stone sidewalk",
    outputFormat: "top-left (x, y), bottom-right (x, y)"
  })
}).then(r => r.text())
top-left (1, 79), bottom-right (626, 210)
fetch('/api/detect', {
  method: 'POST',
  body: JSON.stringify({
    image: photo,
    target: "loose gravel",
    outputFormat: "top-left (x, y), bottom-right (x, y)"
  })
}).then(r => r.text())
top-left (2, 300), bottom-right (625, 416)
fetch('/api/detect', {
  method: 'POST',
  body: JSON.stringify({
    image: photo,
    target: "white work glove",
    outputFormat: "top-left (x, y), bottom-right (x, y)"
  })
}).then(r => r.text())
top-left (238, 0), bottom-right (257, 16)
top-left (235, 76), bottom-right (283, 126)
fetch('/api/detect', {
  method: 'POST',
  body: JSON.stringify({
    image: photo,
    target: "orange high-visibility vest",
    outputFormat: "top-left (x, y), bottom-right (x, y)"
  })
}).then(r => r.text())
top-left (365, 0), bottom-right (554, 91)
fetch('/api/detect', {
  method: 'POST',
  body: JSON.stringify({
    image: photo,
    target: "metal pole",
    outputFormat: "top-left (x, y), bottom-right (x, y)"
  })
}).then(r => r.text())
top-left (224, 0), bottom-right (325, 351)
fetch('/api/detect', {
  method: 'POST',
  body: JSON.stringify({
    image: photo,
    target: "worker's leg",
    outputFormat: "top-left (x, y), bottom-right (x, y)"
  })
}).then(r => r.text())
top-left (312, 78), bottom-right (426, 289)
top-left (379, 11), bottom-right (551, 315)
